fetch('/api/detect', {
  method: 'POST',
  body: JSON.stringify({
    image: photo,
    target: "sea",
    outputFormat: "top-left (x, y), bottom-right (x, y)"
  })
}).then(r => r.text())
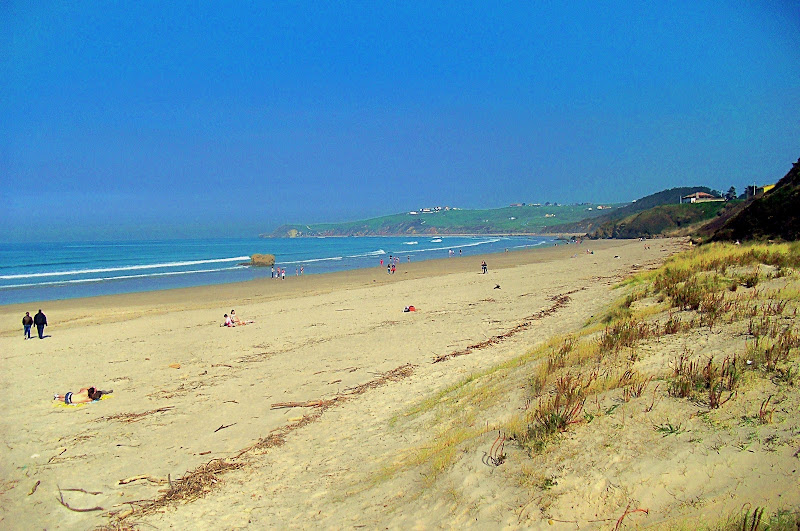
top-left (0, 235), bottom-right (557, 305)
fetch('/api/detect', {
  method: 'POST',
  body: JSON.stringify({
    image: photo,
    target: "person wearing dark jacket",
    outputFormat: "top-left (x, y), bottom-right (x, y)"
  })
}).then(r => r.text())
top-left (22, 312), bottom-right (33, 339)
top-left (33, 309), bottom-right (47, 339)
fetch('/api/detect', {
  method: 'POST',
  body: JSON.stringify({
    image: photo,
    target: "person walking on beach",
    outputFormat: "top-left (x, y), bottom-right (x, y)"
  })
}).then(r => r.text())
top-left (481, 261), bottom-right (487, 274)
top-left (33, 309), bottom-right (47, 339)
top-left (22, 312), bottom-right (33, 339)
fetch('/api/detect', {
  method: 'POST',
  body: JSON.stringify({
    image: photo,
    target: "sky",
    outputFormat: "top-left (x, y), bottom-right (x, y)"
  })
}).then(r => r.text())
top-left (2, 1), bottom-right (799, 241)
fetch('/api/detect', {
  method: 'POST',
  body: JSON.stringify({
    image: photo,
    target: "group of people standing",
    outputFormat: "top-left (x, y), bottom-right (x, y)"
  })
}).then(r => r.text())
top-left (381, 255), bottom-right (401, 274)
top-left (270, 266), bottom-right (304, 279)
top-left (22, 309), bottom-right (48, 339)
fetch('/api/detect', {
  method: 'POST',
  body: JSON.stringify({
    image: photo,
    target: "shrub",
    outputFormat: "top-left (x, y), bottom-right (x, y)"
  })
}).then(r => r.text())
top-left (522, 373), bottom-right (592, 452)
top-left (598, 319), bottom-right (654, 353)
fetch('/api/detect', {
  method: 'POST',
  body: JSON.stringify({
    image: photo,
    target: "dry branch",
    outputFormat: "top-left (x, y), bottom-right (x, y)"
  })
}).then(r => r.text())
top-left (99, 406), bottom-right (174, 424)
top-left (271, 399), bottom-right (336, 409)
top-left (57, 487), bottom-right (104, 512)
top-left (118, 475), bottom-right (168, 486)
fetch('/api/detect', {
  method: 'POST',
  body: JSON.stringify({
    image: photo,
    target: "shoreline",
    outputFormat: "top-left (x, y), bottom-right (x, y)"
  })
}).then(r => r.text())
top-left (0, 237), bottom-right (694, 528)
top-left (0, 239), bottom-right (625, 335)
top-left (0, 234), bottom-right (558, 308)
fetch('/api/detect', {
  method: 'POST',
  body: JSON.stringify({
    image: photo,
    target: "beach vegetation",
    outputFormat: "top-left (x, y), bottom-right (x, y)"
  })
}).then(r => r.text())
top-left (712, 506), bottom-right (800, 531)
top-left (356, 241), bottom-right (800, 526)
top-left (653, 421), bottom-right (684, 437)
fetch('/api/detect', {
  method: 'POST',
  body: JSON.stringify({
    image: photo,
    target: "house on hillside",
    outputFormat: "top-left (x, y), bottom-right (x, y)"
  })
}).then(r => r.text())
top-left (745, 184), bottom-right (776, 199)
top-left (682, 192), bottom-right (724, 204)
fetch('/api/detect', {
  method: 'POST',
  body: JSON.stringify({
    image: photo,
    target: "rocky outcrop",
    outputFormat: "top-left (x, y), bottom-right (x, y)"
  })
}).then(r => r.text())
top-left (249, 254), bottom-right (276, 266)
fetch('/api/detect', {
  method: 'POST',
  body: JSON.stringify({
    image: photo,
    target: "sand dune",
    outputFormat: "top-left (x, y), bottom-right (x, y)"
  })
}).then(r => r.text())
top-left (3, 238), bottom-right (795, 529)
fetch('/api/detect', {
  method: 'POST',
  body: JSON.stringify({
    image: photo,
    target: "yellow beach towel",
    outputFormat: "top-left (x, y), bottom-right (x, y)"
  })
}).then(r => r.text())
top-left (53, 394), bottom-right (113, 408)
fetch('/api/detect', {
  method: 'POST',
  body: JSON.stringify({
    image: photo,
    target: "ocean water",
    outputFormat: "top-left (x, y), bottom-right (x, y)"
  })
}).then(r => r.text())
top-left (0, 235), bottom-right (556, 305)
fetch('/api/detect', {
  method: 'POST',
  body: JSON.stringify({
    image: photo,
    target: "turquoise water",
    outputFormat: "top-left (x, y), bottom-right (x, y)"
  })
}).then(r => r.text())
top-left (0, 235), bottom-right (556, 305)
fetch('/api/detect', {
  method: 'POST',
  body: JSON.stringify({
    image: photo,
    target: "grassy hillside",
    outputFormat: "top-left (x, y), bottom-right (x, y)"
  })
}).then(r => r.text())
top-left (588, 201), bottom-right (736, 239)
top-left (707, 157), bottom-right (800, 242)
top-left (549, 186), bottom-right (717, 234)
top-left (262, 204), bottom-right (621, 237)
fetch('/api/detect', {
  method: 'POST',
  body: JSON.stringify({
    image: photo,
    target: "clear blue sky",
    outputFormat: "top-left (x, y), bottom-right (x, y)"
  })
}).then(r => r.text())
top-left (2, 2), bottom-right (798, 241)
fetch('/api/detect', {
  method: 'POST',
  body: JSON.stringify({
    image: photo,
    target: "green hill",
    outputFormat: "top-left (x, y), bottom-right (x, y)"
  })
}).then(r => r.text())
top-left (262, 204), bottom-right (621, 238)
top-left (705, 157), bottom-right (800, 242)
top-left (587, 201), bottom-right (734, 239)
top-left (549, 186), bottom-right (717, 234)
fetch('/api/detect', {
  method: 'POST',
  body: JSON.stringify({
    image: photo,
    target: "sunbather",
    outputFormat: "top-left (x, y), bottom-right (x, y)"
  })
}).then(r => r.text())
top-left (54, 386), bottom-right (112, 404)
top-left (230, 309), bottom-right (253, 325)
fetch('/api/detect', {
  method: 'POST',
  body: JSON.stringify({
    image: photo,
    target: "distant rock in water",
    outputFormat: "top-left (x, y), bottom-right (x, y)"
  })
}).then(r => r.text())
top-left (249, 254), bottom-right (276, 266)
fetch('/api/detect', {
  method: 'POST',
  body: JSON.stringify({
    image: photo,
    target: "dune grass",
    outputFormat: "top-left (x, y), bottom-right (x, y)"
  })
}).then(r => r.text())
top-left (370, 242), bottom-right (800, 526)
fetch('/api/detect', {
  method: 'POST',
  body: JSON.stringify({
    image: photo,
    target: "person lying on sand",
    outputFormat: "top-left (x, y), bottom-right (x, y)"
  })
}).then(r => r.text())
top-left (230, 309), bottom-right (254, 325)
top-left (54, 386), bottom-right (112, 404)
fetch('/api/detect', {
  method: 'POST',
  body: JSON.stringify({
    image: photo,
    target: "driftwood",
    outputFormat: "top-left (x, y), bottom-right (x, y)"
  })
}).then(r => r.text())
top-left (28, 480), bottom-right (40, 496)
top-left (100, 406), bottom-right (174, 424)
top-left (60, 487), bottom-right (102, 495)
top-left (271, 399), bottom-right (336, 409)
top-left (118, 475), bottom-right (168, 485)
top-left (213, 423), bottom-right (236, 433)
top-left (57, 487), bottom-right (103, 512)
top-left (48, 448), bottom-right (67, 463)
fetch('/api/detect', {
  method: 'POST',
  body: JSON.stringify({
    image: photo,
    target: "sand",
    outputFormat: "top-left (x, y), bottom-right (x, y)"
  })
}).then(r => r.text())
top-left (1, 238), bottom-right (797, 529)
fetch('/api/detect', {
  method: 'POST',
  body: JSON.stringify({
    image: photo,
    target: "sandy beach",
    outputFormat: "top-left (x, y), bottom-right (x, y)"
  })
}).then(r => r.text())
top-left (2, 237), bottom-right (798, 529)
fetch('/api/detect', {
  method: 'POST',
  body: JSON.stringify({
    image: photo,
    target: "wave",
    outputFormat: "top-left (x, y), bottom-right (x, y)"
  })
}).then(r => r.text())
top-left (511, 241), bottom-right (553, 249)
top-left (278, 256), bottom-right (343, 265)
top-left (0, 256), bottom-right (251, 280)
top-left (430, 238), bottom-right (442, 243)
top-left (346, 249), bottom-right (386, 258)
top-left (403, 241), bottom-right (418, 245)
top-left (394, 238), bottom-right (502, 255)
top-left (0, 265), bottom-right (245, 289)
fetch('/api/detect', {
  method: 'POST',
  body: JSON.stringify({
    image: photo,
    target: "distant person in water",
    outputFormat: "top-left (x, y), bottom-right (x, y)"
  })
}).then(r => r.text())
top-left (33, 309), bottom-right (47, 339)
top-left (22, 312), bottom-right (33, 339)
top-left (54, 386), bottom-right (112, 404)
